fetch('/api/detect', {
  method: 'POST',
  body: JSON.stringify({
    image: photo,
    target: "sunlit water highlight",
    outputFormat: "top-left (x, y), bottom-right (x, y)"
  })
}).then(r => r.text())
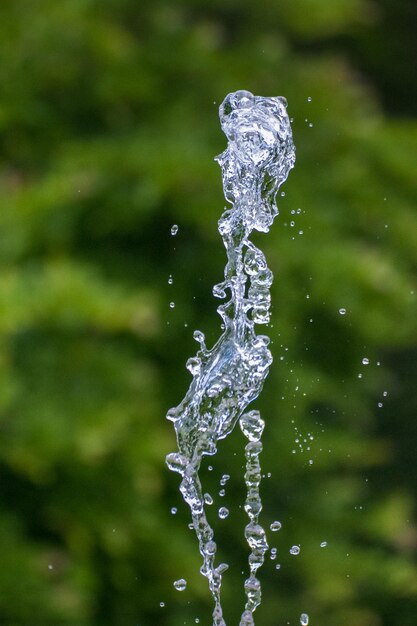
top-left (166, 90), bottom-right (295, 625)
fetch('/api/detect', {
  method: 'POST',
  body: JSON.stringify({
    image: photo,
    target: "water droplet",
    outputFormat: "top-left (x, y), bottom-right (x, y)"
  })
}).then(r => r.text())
top-left (160, 602), bottom-right (165, 608)
top-left (205, 540), bottom-right (217, 556)
top-left (339, 308), bottom-right (346, 315)
top-left (307, 97), bottom-right (312, 102)
top-left (48, 564), bottom-right (53, 570)
top-left (270, 521), bottom-right (282, 532)
top-left (289, 545), bottom-right (300, 555)
top-left (171, 224), bottom-right (179, 235)
top-left (378, 402), bottom-right (383, 408)
top-left (300, 613), bottom-right (309, 625)
top-left (219, 489), bottom-right (226, 497)
top-left (362, 357), bottom-right (369, 365)
top-left (240, 410), bottom-right (265, 441)
top-left (383, 391), bottom-right (388, 397)
top-left (320, 541), bottom-right (327, 548)
top-left (218, 507), bottom-right (229, 519)
top-left (193, 330), bottom-right (205, 346)
top-left (275, 563), bottom-right (281, 570)
top-left (171, 507), bottom-right (177, 515)
top-left (204, 493), bottom-right (213, 505)
top-left (220, 473), bottom-right (230, 485)
top-left (308, 122), bottom-right (313, 128)
top-left (168, 275), bottom-right (173, 285)
top-left (169, 302), bottom-right (175, 309)
top-left (173, 578), bottom-right (187, 591)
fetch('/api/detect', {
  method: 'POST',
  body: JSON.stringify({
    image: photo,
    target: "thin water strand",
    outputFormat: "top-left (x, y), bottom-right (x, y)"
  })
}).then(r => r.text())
top-left (166, 90), bottom-right (295, 625)
top-left (240, 410), bottom-right (268, 622)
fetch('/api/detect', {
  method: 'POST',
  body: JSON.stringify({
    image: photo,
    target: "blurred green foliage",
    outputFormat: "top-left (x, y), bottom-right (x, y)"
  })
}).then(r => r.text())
top-left (0, 1), bottom-right (416, 625)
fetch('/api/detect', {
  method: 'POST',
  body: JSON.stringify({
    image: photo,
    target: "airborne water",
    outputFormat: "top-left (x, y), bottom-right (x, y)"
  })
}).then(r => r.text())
top-left (166, 90), bottom-right (295, 626)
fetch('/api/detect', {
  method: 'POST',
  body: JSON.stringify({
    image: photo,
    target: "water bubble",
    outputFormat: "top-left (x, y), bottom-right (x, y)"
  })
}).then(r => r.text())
top-left (270, 521), bottom-right (282, 532)
top-left (171, 224), bottom-right (179, 235)
top-left (218, 507), bottom-right (229, 519)
top-left (168, 275), bottom-right (173, 285)
top-left (275, 563), bottom-right (281, 570)
top-left (300, 613), bottom-right (309, 625)
top-left (219, 489), bottom-right (226, 497)
top-left (171, 507), bottom-right (177, 515)
top-left (169, 302), bottom-right (175, 309)
top-left (378, 402), bottom-right (383, 408)
top-left (160, 602), bottom-right (165, 608)
top-left (320, 541), bottom-right (327, 548)
top-left (289, 545), bottom-right (300, 555)
top-left (383, 391), bottom-right (388, 397)
top-left (270, 547), bottom-right (277, 560)
top-left (173, 578), bottom-right (187, 591)
top-left (362, 357), bottom-right (369, 365)
top-left (307, 97), bottom-right (312, 102)
top-left (339, 308), bottom-right (346, 315)
top-left (308, 122), bottom-right (313, 128)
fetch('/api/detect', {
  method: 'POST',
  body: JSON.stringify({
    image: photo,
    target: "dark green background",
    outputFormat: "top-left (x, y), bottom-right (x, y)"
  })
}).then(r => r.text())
top-left (0, 1), bottom-right (416, 625)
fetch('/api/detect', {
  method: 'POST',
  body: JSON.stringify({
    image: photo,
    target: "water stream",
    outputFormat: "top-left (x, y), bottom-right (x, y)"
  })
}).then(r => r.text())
top-left (166, 90), bottom-right (295, 625)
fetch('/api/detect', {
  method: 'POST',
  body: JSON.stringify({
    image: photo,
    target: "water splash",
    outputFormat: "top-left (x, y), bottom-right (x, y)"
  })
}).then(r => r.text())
top-left (166, 90), bottom-right (295, 625)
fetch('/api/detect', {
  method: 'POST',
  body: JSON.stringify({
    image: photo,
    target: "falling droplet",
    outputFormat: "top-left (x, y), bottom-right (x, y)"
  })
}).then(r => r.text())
top-left (218, 507), bottom-right (229, 519)
top-left (270, 521), bottom-right (282, 532)
top-left (362, 357), bottom-right (369, 365)
top-left (173, 579), bottom-right (187, 591)
top-left (307, 97), bottom-right (312, 102)
top-left (171, 224), bottom-right (179, 235)
top-left (320, 541), bottom-right (327, 548)
top-left (240, 411), bottom-right (265, 442)
top-left (169, 302), bottom-right (175, 309)
top-left (289, 545), bottom-right (300, 555)
top-left (300, 613), bottom-right (309, 625)
top-left (204, 493), bottom-right (214, 505)
top-left (171, 507), bottom-right (178, 515)
top-left (339, 308), bottom-right (346, 315)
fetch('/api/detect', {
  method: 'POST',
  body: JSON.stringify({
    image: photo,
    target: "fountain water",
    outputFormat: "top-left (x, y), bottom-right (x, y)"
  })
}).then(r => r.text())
top-left (166, 90), bottom-right (295, 625)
